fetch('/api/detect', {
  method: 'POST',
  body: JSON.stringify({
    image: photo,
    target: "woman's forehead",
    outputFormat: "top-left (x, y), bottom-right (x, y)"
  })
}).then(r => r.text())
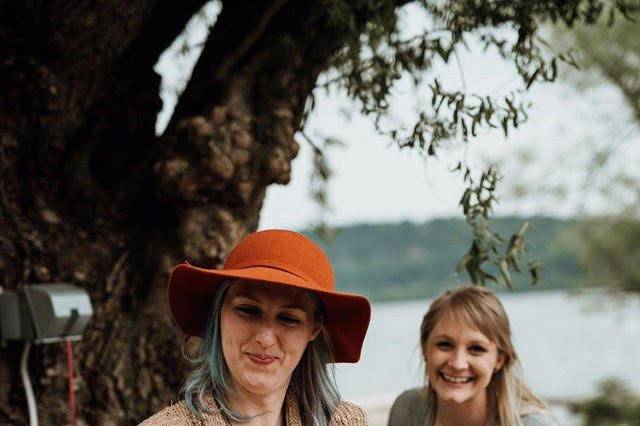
top-left (227, 280), bottom-right (316, 308)
top-left (431, 309), bottom-right (492, 343)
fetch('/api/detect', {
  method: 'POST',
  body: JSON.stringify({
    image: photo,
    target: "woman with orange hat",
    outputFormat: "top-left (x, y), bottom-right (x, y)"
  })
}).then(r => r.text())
top-left (140, 229), bottom-right (371, 426)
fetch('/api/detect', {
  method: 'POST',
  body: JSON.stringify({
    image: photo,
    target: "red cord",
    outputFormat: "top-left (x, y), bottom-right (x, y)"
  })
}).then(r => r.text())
top-left (65, 339), bottom-right (77, 426)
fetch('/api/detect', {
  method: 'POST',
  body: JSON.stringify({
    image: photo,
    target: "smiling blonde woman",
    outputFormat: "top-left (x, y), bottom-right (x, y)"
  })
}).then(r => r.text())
top-left (140, 230), bottom-right (371, 426)
top-left (388, 286), bottom-right (555, 426)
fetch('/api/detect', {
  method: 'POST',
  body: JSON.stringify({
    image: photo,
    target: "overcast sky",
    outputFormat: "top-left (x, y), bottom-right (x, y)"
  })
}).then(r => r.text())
top-left (155, 2), bottom-right (640, 231)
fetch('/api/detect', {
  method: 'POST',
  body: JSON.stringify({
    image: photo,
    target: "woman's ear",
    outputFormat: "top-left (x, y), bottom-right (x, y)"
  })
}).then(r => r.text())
top-left (310, 325), bottom-right (321, 342)
top-left (310, 315), bottom-right (323, 342)
top-left (495, 351), bottom-right (506, 372)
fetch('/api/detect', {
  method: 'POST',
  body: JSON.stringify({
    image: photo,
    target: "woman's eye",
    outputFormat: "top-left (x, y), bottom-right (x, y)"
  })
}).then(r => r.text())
top-left (278, 315), bottom-right (301, 326)
top-left (236, 306), bottom-right (260, 316)
top-left (436, 341), bottom-right (452, 349)
top-left (470, 345), bottom-right (487, 353)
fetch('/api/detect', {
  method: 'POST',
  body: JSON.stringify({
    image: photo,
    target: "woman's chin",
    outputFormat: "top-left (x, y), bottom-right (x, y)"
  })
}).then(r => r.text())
top-left (434, 387), bottom-right (475, 405)
top-left (238, 375), bottom-right (283, 396)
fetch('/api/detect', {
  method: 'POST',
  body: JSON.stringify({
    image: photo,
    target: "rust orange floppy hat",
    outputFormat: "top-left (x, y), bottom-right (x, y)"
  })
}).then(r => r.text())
top-left (168, 229), bottom-right (371, 363)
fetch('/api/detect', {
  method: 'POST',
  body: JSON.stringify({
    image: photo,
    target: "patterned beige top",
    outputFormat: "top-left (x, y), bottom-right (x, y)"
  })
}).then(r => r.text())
top-left (139, 392), bottom-right (367, 426)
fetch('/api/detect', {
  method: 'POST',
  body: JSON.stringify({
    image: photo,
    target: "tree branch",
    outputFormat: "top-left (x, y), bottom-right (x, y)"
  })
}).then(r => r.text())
top-left (167, 0), bottom-right (296, 127)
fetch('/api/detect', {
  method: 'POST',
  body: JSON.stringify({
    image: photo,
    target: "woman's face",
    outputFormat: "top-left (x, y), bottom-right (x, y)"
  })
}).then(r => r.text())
top-left (220, 280), bottom-right (320, 396)
top-left (423, 312), bottom-right (504, 407)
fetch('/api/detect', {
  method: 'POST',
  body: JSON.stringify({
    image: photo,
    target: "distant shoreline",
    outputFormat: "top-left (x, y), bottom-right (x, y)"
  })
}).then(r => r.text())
top-left (304, 216), bottom-right (588, 301)
top-left (369, 285), bottom-right (589, 303)
top-left (369, 285), bottom-right (619, 304)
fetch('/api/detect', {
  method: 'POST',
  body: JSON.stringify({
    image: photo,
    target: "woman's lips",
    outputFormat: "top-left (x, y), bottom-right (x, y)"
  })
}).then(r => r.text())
top-left (247, 353), bottom-right (277, 365)
top-left (439, 371), bottom-right (473, 386)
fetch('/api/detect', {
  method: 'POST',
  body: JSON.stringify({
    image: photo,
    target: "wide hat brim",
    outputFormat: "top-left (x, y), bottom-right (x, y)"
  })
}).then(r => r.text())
top-left (168, 263), bottom-right (371, 363)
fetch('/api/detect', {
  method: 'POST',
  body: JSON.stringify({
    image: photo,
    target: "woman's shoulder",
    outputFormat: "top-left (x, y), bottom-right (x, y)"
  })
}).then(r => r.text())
top-left (329, 400), bottom-right (368, 425)
top-left (138, 401), bottom-right (193, 426)
top-left (521, 411), bottom-right (558, 426)
top-left (138, 400), bottom-right (226, 426)
top-left (391, 387), bottom-right (427, 409)
top-left (388, 387), bottom-right (430, 426)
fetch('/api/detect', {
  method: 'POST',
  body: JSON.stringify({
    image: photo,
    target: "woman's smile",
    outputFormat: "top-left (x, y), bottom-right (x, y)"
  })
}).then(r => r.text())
top-left (247, 352), bottom-right (279, 365)
top-left (439, 371), bottom-right (474, 385)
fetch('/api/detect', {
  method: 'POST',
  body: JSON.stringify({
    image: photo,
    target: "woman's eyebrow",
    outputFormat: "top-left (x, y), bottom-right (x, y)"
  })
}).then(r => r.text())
top-left (233, 293), bottom-right (259, 302)
top-left (281, 303), bottom-right (307, 311)
top-left (432, 334), bottom-right (452, 340)
top-left (232, 294), bottom-right (307, 311)
top-left (468, 339), bottom-right (489, 346)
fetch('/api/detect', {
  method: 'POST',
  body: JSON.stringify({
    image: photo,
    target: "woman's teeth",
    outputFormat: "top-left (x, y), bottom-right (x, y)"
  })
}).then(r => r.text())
top-left (441, 372), bottom-right (473, 383)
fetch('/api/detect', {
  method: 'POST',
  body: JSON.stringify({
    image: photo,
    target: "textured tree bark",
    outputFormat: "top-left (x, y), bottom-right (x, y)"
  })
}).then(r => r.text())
top-left (0, 0), bottom-right (362, 424)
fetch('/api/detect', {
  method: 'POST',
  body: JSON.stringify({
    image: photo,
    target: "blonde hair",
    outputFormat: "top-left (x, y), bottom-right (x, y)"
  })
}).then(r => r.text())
top-left (419, 286), bottom-right (546, 426)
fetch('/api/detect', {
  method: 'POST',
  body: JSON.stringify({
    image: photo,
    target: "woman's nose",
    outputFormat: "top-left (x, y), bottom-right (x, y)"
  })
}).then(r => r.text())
top-left (447, 350), bottom-right (469, 370)
top-left (255, 322), bottom-right (277, 347)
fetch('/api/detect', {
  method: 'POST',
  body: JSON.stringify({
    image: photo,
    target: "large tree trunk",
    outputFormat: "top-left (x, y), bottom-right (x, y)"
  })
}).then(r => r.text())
top-left (0, 0), bottom-right (365, 424)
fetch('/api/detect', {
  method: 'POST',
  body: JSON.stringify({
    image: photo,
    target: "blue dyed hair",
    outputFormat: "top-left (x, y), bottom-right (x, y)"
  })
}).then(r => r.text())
top-left (182, 280), bottom-right (341, 425)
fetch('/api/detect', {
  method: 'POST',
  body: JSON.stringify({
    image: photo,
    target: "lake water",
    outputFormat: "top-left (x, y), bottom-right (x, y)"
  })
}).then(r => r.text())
top-left (335, 290), bottom-right (640, 406)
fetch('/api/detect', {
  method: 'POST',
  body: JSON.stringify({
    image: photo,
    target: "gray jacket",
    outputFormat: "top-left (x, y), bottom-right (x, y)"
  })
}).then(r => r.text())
top-left (388, 388), bottom-right (556, 426)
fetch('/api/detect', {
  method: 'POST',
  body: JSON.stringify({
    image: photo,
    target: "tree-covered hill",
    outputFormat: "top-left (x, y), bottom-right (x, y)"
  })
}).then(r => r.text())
top-left (309, 216), bottom-right (585, 301)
